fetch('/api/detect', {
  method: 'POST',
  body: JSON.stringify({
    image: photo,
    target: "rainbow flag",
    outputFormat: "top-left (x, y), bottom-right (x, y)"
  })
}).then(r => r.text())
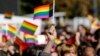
top-left (4, 12), bottom-right (13, 19)
top-left (2, 25), bottom-right (7, 36)
top-left (91, 19), bottom-right (100, 33)
top-left (19, 20), bottom-right (38, 35)
top-left (25, 34), bottom-right (37, 44)
top-left (53, 38), bottom-right (61, 46)
top-left (34, 4), bottom-right (52, 19)
top-left (7, 25), bottom-right (16, 38)
top-left (2, 28), bottom-right (7, 35)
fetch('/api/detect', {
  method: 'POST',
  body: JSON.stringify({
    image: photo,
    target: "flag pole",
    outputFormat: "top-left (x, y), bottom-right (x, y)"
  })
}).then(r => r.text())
top-left (93, 0), bottom-right (97, 19)
top-left (53, 0), bottom-right (55, 19)
top-left (52, 0), bottom-right (56, 25)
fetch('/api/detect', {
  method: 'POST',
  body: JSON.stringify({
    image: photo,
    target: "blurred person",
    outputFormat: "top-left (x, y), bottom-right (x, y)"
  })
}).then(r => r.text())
top-left (7, 44), bottom-right (20, 56)
top-left (75, 25), bottom-right (89, 56)
top-left (61, 30), bottom-right (74, 40)
top-left (85, 33), bottom-right (95, 42)
top-left (59, 30), bottom-right (75, 45)
top-left (59, 31), bottom-right (68, 44)
top-left (82, 46), bottom-right (96, 56)
top-left (63, 25), bottom-right (72, 32)
top-left (77, 25), bottom-right (87, 38)
top-left (41, 25), bottom-right (50, 43)
top-left (59, 33), bottom-right (65, 41)
top-left (7, 45), bottom-right (15, 56)
top-left (75, 25), bottom-right (89, 46)
top-left (83, 33), bottom-right (96, 46)
top-left (38, 24), bottom-right (57, 56)
top-left (41, 25), bottom-right (49, 35)
top-left (60, 44), bottom-right (77, 56)
top-left (0, 43), bottom-right (8, 56)
top-left (63, 25), bottom-right (73, 38)
top-left (94, 29), bottom-right (100, 56)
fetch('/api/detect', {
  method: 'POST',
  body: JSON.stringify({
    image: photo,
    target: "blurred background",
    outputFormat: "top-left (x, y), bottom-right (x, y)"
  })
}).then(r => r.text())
top-left (0, 0), bottom-right (100, 19)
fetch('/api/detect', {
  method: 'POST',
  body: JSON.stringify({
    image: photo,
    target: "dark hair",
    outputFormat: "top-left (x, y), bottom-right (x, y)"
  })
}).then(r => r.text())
top-left (85, 32), bottom-right (93, 36)
top-left (94, 29), bottom-right (100, 41)
top-left (77, 25), bottom-right (87, 32)
top-left (44, 24), bottom-right (55, 31)
top-left (63, 25), bottom-right (71, 31)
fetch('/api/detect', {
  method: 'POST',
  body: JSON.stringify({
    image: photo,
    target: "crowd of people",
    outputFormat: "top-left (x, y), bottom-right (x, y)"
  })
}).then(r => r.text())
top-left (0, 24), bottom-right (99, 56)
top-left (40, 24), bottom-right (100, 56)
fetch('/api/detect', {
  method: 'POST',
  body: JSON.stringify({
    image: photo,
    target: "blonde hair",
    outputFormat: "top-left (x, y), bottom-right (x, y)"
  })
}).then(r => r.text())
top-left (60, 44), bottom-right (77, 56)
top-left (62, 44), bottom-right (77, 52)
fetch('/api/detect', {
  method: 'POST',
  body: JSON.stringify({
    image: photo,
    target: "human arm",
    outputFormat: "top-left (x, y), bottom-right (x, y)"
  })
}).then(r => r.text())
top-left (43, 25), bottom-right (57, 53)
top-left (39, 25), bottom-right (57, 56)
top-left (75, 32), bottom-right (81, 46)
top-left (96, 39), bottom-right (100, 52)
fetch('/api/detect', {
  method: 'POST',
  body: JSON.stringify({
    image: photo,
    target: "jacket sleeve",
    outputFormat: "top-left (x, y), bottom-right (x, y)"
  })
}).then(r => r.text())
top-left (37, 51), bottom-right (51, 56)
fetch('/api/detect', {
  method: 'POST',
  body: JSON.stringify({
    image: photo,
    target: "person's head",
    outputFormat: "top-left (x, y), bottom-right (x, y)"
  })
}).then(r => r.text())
top-left (61, 44), bottom-right (77, 56)
top-left (59, 31), bottom-right (67, 40)
top-left (77, 25), bottom-right (87, 34)
top-left (63, 25), bottom-right (72, 33)
top-left (59, 35), bottom-right (65, 42)
top-left (85, 33), bottom-right (94, 42)
top-left (82, 46), bottom-right (96, 56)
top-left (41, 25), bottom-right (49, 35)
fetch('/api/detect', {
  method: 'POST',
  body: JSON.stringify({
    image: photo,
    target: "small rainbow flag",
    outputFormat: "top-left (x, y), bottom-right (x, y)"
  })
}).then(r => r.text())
top-left (4, 12), bottom-right (13, 19)
top-left (19, 20), bottom-right (38, 35)
top-left (91, 19), bottom-right (100, 33)
top-left (53, 38), bottom-right (61, 46)
top-left (2, 28), bottom-right (7, 36)
top-left (25, 34), bottom-right (37, 44)
top-left (7, 25), bottom-right (16, 38)
top-left (34, 4), bottom-right (52, 19)
top-left (2, 25), bottom-right (7, 36)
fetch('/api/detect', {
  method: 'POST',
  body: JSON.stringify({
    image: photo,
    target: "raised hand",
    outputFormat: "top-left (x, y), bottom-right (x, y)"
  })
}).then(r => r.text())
top-left (43, 24), bottom-right (57, 54)
top-left (47, 24), bottom-right (57, 41)
top-left (75, 32), bottom-right (81, 46)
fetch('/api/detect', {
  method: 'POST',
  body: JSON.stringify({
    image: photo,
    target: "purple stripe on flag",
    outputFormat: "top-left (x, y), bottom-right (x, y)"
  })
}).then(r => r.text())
top-left (20, 28), bottom-right (33, 34)
top-left (7, 34), bottom-right (15, 38)
top-left (26, 40), bottom-right (37, 43)
top-left (34, 16), bottom-right (49, 19)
